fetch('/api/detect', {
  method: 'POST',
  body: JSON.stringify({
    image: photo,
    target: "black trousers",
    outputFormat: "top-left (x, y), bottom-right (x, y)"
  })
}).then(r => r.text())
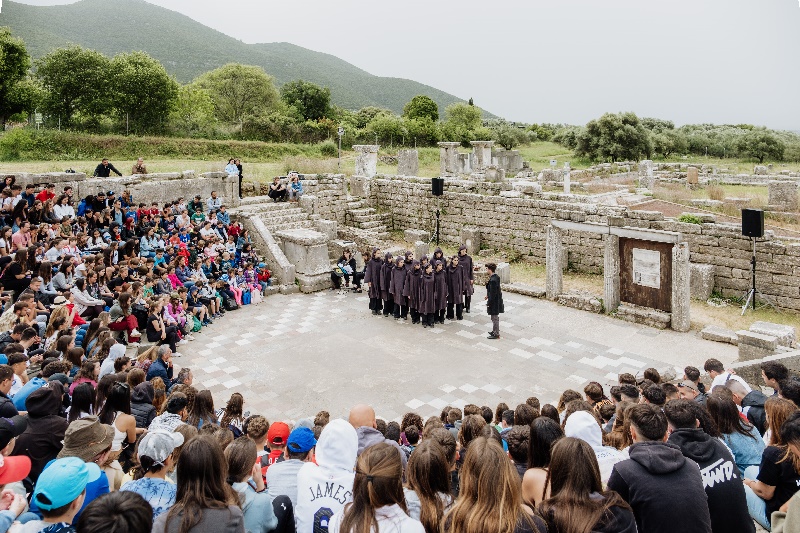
top-left (465, 295), bottom-right (472, 312)
top-left (410, 308), bottom-right (420, 323)
top-left (369, 297), bottom-right (382, 313)
top-left (383, 296), bottom-right (393, 316)
top-left (447, 303), bottom-right (464, 320)
top-left (353, 271), bottom-right (365, 288)
top-left (393, 302), bottom-right (408, 319)
top-left (238, 175), bottom-right (243, 199)
top-left (423, 313), bottom-right (435, 326)
top-left (436, 309), bottom-right (445, 323)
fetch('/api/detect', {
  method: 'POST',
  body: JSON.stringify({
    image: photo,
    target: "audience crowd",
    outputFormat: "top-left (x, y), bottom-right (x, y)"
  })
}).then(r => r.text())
top-left (0, 176), bottom-right (798, 533)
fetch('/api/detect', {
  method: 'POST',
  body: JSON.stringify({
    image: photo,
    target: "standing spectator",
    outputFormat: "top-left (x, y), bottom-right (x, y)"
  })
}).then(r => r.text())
top-left (131, 158), bottom-right (148, 175)
top-left (296, 419), bottom-right (358, 533)
top-left (664, 399), bottom-right (755, 533)
top-left (224, 158), bottom-right (238, 176)
top-left (93, 159), bottom-right (122, 178)
top-left (484, 262), bottom-right (503, 339)
top-left (607, 404), bottom-right (712, 533)
top-left (152, 435), bottom-right (244, 533)
top-left (236, 159), bottom-right (244, 199)
top-left (120, 430), bottom-right (184, 520)
top-left (539, 437), bottom-right (637, 533)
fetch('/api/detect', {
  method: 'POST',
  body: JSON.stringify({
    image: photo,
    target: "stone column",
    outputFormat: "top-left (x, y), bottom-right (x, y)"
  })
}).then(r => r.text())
top-left (545, 225), bottom-right (564, 300)
top-left (460, 227), bottom-right (481, 256)
top-left (638, 160), bottom-right (654, 189)
top-left (768, 180), bottom-right (799, 210)
top-left (604, 234), bottom-right (620, 314)
top-left (397, 149), bottom-right (419, 176)
top-left (470, 141), bottom-right (494, 172)
top-left (438, 142), bottom-right (461, 176)
top-left (353, 145), bottom-right (379, 178)
top-left (671, 242), bottom-right (691, 332)
top-left (563, 162), bottom-right (571, 194)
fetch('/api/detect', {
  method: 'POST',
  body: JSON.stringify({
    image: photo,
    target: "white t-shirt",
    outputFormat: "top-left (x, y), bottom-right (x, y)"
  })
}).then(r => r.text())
top-left (9, 374), bottom-right (22, 396)
top-left (710, 372), bottom-right (752, 394)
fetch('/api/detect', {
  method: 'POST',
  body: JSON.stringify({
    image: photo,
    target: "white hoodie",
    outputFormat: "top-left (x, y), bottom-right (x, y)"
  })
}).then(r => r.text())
top-left (295, 419), bottom-right (358, 533)
top-left (564, 410), bottom-right (626, 485)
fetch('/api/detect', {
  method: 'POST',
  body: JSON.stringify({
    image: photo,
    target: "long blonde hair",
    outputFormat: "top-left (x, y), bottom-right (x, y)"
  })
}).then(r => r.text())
top-left (445, 437), bottom-right (533, 533)
top-left (45, 305), bottom-right (72, 338)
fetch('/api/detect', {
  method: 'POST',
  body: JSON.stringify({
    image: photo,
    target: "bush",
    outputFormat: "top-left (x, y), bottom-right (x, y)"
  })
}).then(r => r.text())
top-left (707, 184), bottom-right (725, 201)
top-left (318, 140), bottom-right (338, 157)
top-left (677, 214), bottom-right (703, 225)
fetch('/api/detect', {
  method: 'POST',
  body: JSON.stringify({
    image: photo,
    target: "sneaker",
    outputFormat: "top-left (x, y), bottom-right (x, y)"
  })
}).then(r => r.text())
top-left (178, 339), bottom-right (189, 346)
top-left (185, 334), bottom-right (195, 341)
top-left (128, 342), bottom-right (140, 347)
top-left (172, 352), bottom-right (182, 357)
top-left (487, 333), bottom-right (500, 340)
top-left (130, 328), bottom-right (141, 338)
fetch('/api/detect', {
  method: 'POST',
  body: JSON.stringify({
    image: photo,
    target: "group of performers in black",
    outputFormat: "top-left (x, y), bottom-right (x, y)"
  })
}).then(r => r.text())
top-left (363, 245), bottom-right (475, 328)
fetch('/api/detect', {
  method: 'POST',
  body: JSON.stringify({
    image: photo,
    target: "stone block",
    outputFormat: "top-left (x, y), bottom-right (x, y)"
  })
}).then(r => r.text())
top-left (736, 330), bottom-right (778, 351)
top-left (638, 160), bottom-right (654, 189)
top-left (689, 263), bottom-right (715, 300)
top-left (315, 219), bottom-right (337, 241)
top-left (671, 242), bottom-right (691, 332)
top-left (754, 165), bottom-right (769, 175)
top-left (276, 229), bottom-right (330, 276)
top-left (279, 284), bottom-right (300, 295)
top-left (405, 229), bottom-right (428, 242)
top-left (484, 165), bottom-right (504, 182)
top-left (414, 241), bottom-right (429, 261)
top-left (500, 191), bottom-right (522, 198)
top-left (749, 321), bottom-right (796, 347)
top-left (460, 228), bottom-right (481, 256)
top-left (616, 304), bottom-right (671, 329)
top-left (295, 272), bottom-right (332, 293)
top-left (686, 167), bottom-right (699, 185)
top-left (557, 294), bottom-right (603, 313)
top-left (738, 343), bottom-right (774, 361)
top-left (329, 239), bottom-right (357, 260)
top-left (700, 325), bottom-right (739, 345)
top-left (501, 283), bottom-right (546, 298)
top-left (353, 145), bottom-right (379, 178)
top-left (546, 226), bottom-right (564, 300)
top-left (350, 176), bottom-right (371, 198)
top-left (398, 150), bottom-right (419, 176)
top-left (496, 262), bottom-right (511, 284)
top-left (768, 181), bottom-right (798, 210)
top-left (512, 180), bottom-right (542, 195)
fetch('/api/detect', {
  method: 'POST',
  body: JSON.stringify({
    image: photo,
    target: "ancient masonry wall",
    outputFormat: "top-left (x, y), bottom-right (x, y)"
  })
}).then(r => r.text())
top-left (350, 176), bottom-right (800, 311)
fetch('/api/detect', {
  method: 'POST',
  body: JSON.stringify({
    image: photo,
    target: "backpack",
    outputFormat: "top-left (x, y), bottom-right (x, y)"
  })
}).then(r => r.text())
top-left (191, 315), bottom-right (202, 332)
top-left (223, 297), bottom-right (239, 312)
top-left (242, 290), bottom-right (251, 305)
top-left (76, 199), bottom-right (88, 217)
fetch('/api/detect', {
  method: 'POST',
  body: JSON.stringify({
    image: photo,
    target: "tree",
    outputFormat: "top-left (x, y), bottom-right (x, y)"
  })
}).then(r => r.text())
top-left (737, 129), bottom-right (785, 163)
top-left (441, 102), bottom-right (483, 145)
top-left (35, 45), bottom-right (111, 127)
top-left (0, 28), bottom-right (31, 127)
top-left (404, 117), bottom-right (440, 146)
top-left (280, 80), bottom-right (331, 121)
top-left (575, 112), bottom-right (652, 162)
top-left (169, 84), bottom-right (216, 136)
top-left (403, 95), bottom-right (439, 122)
top-left (641, 117), bottom-right (675, 134)
top-left (365, 113), bottom-right (406, 144)
top-left (488, 121), bottom-right (532, 150)
top-left (652, 129), bottom-right (688, 158)
top-left (194, 63), bottom-right (281, 130)
top-left (109, 52), bottom-right (178, 134)
top-left (4, 78), bottom-right (45, 123)
top-left (354, 106), bottom-right (392, 129)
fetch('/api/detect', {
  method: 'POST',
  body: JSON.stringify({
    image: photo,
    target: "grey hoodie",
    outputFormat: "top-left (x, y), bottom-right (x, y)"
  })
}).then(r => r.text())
top-left (356, 426), bottom-right (408, 471)
top-left (295, 419), bottom-right (358, 533)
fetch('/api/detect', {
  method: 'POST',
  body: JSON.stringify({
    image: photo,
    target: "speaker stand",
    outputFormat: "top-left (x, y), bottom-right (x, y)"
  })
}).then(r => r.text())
top-left (741, 237), bottom-right (775, 315)
top-left (427, 200), bottom-right (441, 248)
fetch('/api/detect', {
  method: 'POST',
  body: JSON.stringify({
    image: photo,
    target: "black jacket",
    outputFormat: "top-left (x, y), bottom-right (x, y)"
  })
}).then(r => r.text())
top-left (607, 441), bottom-right (712, 533)
top-left (12, 384), bottom-right (68, 482)
top-left (486, 273), bottom-right (504, 315)
top-left (741, 390), bottom-right (767, 436)
top-left (668, 428), bottom-right (755, 533)
top-left (0, 392), bottom-right (18, 418)
top-left (130, 383), bottom-right (156, 429)
top-left (93, 163), bottom-right (122, 177)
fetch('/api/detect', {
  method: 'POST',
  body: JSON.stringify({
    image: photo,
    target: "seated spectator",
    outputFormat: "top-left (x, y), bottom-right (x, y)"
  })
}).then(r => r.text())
top-left (522, 417), bottom-right (564, 507)
top-left (152, 435), bottom-right (243, 533)
top-left (12, 383), bottom-right (69, 482)
top-left (288, 175), bottom-right (303, 202)
top-left (224, 437), bottom-right (278, 533)
top-left (148, 393), bottom-right (188, 432)
top-left (0, 449), bottom-right (31, 530)
top-left (743, 410), bottom-right (800, 530)
top-left (349, 404), bottom-right (407, 470)
top-left (261, 421), bottom-right (289, 473)
top-left (146, 346), bottom-right (175, 386)
top-left (76, 491), bottom-right (154, 533)
top-left (130, 382), bottom-right (157, 429)
top-left (24, 457), bottom-right (102, 533)
top-left (403, 439), bottom-right (453, 530)
top-left (505, 425), bottom-right (529, 479)
top-left (725, 378), bottom-right (768, 436)
top-left (564, 411), bottom-right (625, 485)
top-left (268, 177), bottom-right (287, 202)
top-left (607, 404), bottom-right (712, 533)
top-left (120, 430), bottom-right (183, 520)
top-left (444, 436), bottom-right (547, 533)
top-left (539, 437), bottom-right (637, 533)
top-left (267, 427), bottom-right (316, 509)
top-left (329, 442), bottom-right (424, 533)
top-left (705, 358), bottom-right (752, 393)
top-left (762, 361), bottom-right (789, 395)
top-left (664, 399), bottom-right (754, 533)
top-left (706, 394), bottom-right (765, 475)
top-left (296, 419), bottom-right (358, 532)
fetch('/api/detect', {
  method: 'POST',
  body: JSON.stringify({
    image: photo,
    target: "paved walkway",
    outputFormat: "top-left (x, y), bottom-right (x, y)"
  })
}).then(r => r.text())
top-left (176, 289), bottom-right (738, 424)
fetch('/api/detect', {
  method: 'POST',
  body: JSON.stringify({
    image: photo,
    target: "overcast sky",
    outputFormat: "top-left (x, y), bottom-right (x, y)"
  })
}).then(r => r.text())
top-left (10, 0), bottom-right (800, 129)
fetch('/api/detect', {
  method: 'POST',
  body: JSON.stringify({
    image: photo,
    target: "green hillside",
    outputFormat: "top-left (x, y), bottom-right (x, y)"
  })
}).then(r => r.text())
top-left (0, 0), bottom-right (488, 116)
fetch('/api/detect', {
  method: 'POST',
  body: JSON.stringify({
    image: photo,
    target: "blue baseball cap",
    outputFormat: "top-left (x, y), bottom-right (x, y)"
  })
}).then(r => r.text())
top-left (287, 427), bottom-right (317, 453)
top-left (33, 457), bottom-right (101, 510)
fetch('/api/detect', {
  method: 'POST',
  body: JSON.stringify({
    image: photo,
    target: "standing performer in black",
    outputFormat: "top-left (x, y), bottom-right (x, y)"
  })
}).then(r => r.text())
top-left (433, 260), bottom-right (448, 324)
top-left (458, 245), bottom-right (474, 313)
top-left (485, 262), bottom-right (504, 339)
top-left (390, 256), bottom-right (409, 321)
top-left (404, 260), bottom-right (422, 324)
top-left (447, 255), bottom-right (465, 321)
top-left (364, 247), bottom-right (383, 315)
top-left (419, 263), bottom-right (436, 328)
top-left (381, 252), bottom-right (394, 317)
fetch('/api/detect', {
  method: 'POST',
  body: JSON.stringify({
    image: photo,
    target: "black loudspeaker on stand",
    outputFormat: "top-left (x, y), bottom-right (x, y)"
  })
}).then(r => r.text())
top-left (431, 177), bottom-right (444, 196)
top-left (740, 209), bottom-right (772, 314)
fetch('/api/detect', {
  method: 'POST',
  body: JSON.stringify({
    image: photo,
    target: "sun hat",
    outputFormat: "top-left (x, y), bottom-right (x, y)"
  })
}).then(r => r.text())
top-left (287, 427), bottom-right (317, 453)
top-left (52, 295), bottom-right (67, 305)
top-left (32, 457), bottom-right (101, 511)
top-left (57, 416), bottom-right (115, 463)
top-left (138, 430), bottom-right (184, 465)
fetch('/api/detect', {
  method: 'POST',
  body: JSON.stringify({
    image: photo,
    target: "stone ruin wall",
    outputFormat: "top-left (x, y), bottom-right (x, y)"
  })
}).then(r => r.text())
top-left (343, 175), bottom-right (800, 312)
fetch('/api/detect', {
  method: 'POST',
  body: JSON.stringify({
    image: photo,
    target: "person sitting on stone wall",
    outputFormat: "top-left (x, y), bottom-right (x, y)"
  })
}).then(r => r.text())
top-left (268, 177), bottom-right (287, 203)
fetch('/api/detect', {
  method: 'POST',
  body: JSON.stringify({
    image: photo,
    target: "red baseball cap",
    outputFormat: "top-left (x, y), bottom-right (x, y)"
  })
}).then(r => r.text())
top-left (267, 422), bottom-right (290, 446)
top-left (0, 454), bottom-right (31, 485)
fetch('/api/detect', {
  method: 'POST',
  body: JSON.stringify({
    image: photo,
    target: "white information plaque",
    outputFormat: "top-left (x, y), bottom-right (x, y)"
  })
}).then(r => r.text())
top-left (632, 248), bottom-right (661, 289)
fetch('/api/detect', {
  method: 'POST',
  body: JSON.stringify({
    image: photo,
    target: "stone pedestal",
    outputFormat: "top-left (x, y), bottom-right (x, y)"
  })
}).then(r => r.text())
top-left (438, 142), bottom-right (461, 176)
top-left (414, 241), bottom-right (429, 262)
top-left (484, 165), bottom-right (504, 183)
top-left (276, 229), bottom-right (331, 293)
top-left (460, 228), bottom-right (481, 256)
top-left (689, 263), bottom-right (715, 300)
top-left (737, 330), bottom-right (778, 361)
top-left (671, 242), bottom-right (691, 332)
top-left (768, 181), bottom-right (799, 210)
top-left (470, 141), bottom-right (494, 172)
top-left (639, 160), bottom-right (654, 189)
top-left (350, 175), bottom-right (371, 198)
top-left (397, 149), bottom-right (419, 176)
top-left (353, 145), bottom-right (379, 178)
top-left (687, 166), bottom-right (699, 185)
top-left (604, 234), bottom-right (620, 314)
top-left (315, 219), bottom-right (337, 241)
top-left (497, 262), bottom-right (511, 284)
top-left (545, 226), bottom-right (564, 300)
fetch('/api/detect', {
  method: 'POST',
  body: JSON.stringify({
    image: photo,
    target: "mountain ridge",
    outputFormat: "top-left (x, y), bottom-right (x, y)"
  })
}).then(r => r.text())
top-left (0, 0), bottom-right (490, 116)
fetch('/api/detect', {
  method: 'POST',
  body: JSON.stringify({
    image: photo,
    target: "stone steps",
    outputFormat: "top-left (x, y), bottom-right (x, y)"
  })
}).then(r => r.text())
top-left (239, 195), bottom-right (273, 206)
top-left (349, 207), bottom-right (374, 217)
top-left (357, 220), bottom-right (386, 230)
top-left (352, 213), bottom-right (384, 223)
